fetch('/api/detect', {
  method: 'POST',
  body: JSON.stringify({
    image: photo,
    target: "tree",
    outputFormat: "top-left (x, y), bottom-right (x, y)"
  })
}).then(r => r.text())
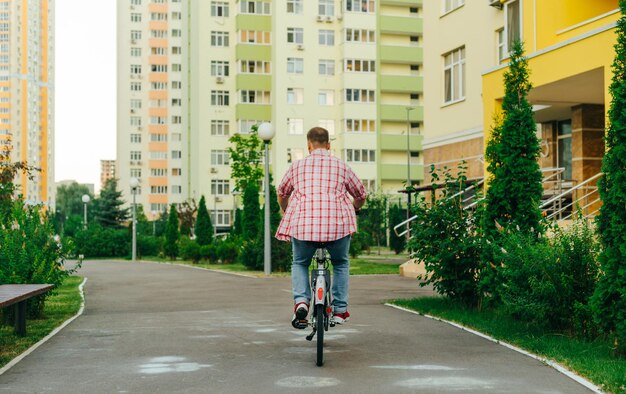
top-left (177, 199), bottom-right (197, 238)
top-left (230, 208), bottom-right (243, 237)
top-left (195, 195), bottom-right (213, 246)
top-left (592, 0), bottom-right (626, 356)
top-left (0, 140), bottom-right (38, 222)
top-left (55, 182), bottom-right (93, 219)
top-left (94, 178), bottom-right (129, 229)
top-left (164, 203), bottom-right (180, 259)
top-left (269, 175), bottom-right (291, 271)
top-left (388, 200), bottom-right (406, 254)
top-left (483, 40), bottom-right (543, 237)
top-left (228, 124), bottom-right (265, 192)
top-left (241, 182), bottom-right (261, 242)
top-left (359, 193), bottom-right (388, 254)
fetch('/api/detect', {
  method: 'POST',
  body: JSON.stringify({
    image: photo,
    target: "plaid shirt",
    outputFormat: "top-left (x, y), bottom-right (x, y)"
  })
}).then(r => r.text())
top-left (275, 149), bottom-right (367, 242)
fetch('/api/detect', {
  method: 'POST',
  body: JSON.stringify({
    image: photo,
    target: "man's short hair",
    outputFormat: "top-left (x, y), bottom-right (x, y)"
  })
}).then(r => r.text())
top-left (307, 127), bottom-right (329, 145)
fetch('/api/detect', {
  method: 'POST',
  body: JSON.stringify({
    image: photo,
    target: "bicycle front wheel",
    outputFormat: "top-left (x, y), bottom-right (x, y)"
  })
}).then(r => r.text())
top-left (316, 306), bottom-right (324, 366)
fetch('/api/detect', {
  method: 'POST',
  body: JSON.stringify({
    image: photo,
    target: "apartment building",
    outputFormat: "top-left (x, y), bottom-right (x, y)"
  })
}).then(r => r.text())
top-left (0, 0), bottom-right (54, 207)
top-left (117, 0), bottom-right (423, 229)
top-left (100, 159), bottom-right (117, 190)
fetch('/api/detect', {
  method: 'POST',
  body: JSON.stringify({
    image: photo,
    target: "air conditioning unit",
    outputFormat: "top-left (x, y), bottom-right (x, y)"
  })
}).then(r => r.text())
top-left (317, 15), bottom-right (324, 22)
top-left (325, 16), bottom-right (333, 22)
top-left (215, 197), bottom-right (223, 202)
top-left (137, 126), bottom-right (143, 130)
top-left (297, 44), bottom-right (305, 51)
top-left (488, 0), bottom-right (504, 9)
top-left (136, 161), bottom-right (142, 165)
top-left (210, 167), bottom-right (218, 174)
top-left (131, 39), bottom-right (136, 44)
top-left (216, 76), bottom-right (224, 84)
top-left (130, 109), bottom-right (135, 113)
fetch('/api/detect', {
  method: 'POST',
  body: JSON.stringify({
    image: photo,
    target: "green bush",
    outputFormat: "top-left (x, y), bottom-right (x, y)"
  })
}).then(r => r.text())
top-left (179, 237), bottom-right (201, 263)
top-left (240, 239), bottom-right (263, 270)
top-left (217, 238), bottom-right (239, 264)
top-left (200, 243), bottom-right (218, 262)
top-left (73, 224), bottom-right (129, 258)
top-left (271, 238), bottom-right (292, 272)
top-left (137, 235), bottom-right (161, 258)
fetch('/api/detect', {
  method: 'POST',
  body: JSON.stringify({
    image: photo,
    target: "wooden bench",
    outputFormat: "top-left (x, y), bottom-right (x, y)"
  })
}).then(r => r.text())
top-left (0, 284), bottom-right (54, 336)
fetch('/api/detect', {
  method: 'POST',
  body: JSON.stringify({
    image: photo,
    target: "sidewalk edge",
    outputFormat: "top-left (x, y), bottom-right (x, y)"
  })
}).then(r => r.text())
top-left (0, 277), bottom-right (88, 376)
top-left (384, 303), bottom-right (603, 394)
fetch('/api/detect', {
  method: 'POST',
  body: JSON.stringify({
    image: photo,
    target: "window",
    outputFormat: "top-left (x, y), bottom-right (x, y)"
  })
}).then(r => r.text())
top-left (211, 150), bottom-right (230, 165)
top-left (151, 168), bottom-right (168, 176)
top-left (151, 30), bottom-right (167, 38)
top-left (152, 47), bottom-right (167, 55)
top-left (131, 47), bottom-right (141, 57)
top-left (172, 115), bottom-right (182, 124)
top-left (151, 12), bottom-right (167, 21)
top-left (130, 99), bottom-right (142, 109)
top-left (130, 134), bottom-right (142, 143)
top-left (497, 28), bottom-right (505, 61)
top-left (131, 82), bottom-right (142, 91)
top-left (318, 59), bottom-right (335, 76)
top-left (345, 29), bottom-right (376, 43)
top-left (240, 0), bottom-right (271, 15)
top-left (211, 120), bottom-right (230, 136)
top-left (172, 185), bottom-right (182, 194)
top-left (443, 46), bottom-right (465, 103)
top-left (361, 179), bottom-right (376, 192)
top-left (130, 151), bottom-right (142, 160)
top-left (345, 149), bottom-right (375, 163)
top-left (130, 116), bottom-right (142, 126)
top-left (172, 98), bottom-right (182, 106)
top-left (287, 88), bottom-right (304, 104)
top-left (172, 29), bottom-right (182, 37)
top-left (319, 30), bottom-right (334, 46)
top-left (240, 60), bottom-right (271, 74)
top-left (211, 1), bottom-right (229, 17)
top-left (287, 27), bottom-right (304, 44)
top-left (505, 0), bottom-right (521, 56)
top-left (172, 168), bottom-right (182, 176)
top-left (172, 12), bottom-right (182, 20)
top-left (130, 168), bottom-right (142, 178)
top-left (172, 81), bottom-right (182, 89)
top-left (151, 64), bottom-right (167, 73)
top-left (172, 64), bottom-right (182, 72)
top-left (150, 116), bottom-right (166, 124)
top-left (318, 120), bottom-right (335, 135)
top-left (287, 58), bottom-right (304, 74)
top-left (211, 60), bottom-right (228, 77)
top-left (171, 150), bottom-right (182, 159)
top-left (288, 118), bottom-right (304, 134)
top-left (131, 0), bottom-right (141, 4)
top-left (319, 0), bottom-right (335, 16)
top-left (211, 31), bottom-right (230, 47)
top-left (151, 82), bottom-right (167, 90)
top-left (130, 65), bottom-right (142, 75)
top-left (211, 90), bottom-right (230, 106)
top-left (318, 90), bottom-right (334, 105)
top-left (150, 203), bottom-right (168, 213)
top-left (151, 186), bottom-right (168, 194)
top-left (345, 89), bottom-right (376, 103)
top-left (238, 120), bottom-right (261, 134)
top-left (287, 148), bottom-right (305, 163)
top-left (211, 179), bottom-right (230, 195)
top-left (346, 0), bottom-right (375, 13)
top-left (345, 59), bottom-right (376, 73)
top-left (172, 133), bottom-right (182, 141)
top-left (172, 46), bottom-right (182, 55)
top-left (287, 0), bottom-right (303, 14)
top-left (443, 0), bottom-right (464, 13)
top-left (150, 134), bottom-right (167, 142)
top-left (239, 30), bottom-right (271, 45)
top-left (345, 119), bottom-right (375, 133)
top-left (211, 210), bottom-right (231, 226)
top-left (131, 30), bottom-right (142, 41)
top-left (240, 90), bottom-right (271, 104)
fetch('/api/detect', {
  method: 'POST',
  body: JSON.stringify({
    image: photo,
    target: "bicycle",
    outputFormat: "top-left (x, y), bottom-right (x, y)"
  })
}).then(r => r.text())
top-left (303, 247), bottom-right (333, 366)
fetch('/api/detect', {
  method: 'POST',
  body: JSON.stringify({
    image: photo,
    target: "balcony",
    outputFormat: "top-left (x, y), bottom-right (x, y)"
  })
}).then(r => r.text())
top-left (380, 0), bottom-right (422, 6)
top-left (381, 163), bottom-right (424, 181)
top-left (236, 14), bottom-right (271, 31)
top-left (379, 15), bottom-right (422, 35)
top-left (236, 74), bottom-right (271, 91)
top-left (380, 45), bottom-right (423, 64)
top-left (379, 75), bottom-right (423, 93)
top-left (380, 134), bottom-right (422, 151)
top-left (236, 44), bottom-right (271, 61)
top-left (236, 104), bottom-right (271, 120)
top-left (379, 105), bottom-right (423, 122)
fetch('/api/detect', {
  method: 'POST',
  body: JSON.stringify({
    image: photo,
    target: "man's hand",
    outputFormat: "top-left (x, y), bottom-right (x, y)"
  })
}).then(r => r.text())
top-left (278, 195), bottom-right (290, 212)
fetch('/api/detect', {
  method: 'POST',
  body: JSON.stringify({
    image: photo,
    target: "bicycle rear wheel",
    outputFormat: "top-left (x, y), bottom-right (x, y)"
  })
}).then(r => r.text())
top-left (316, 306), bottom-right (324, 366)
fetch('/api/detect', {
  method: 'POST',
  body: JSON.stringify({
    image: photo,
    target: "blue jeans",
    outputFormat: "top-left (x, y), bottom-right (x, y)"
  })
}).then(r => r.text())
top-left (291, 235), bottom-right (351, 313)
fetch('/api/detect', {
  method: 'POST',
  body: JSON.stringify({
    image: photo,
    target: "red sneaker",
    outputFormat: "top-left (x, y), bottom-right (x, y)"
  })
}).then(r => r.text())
top-left (332, 311), bottom-right (350, 324)
top-left (291, 302), bottom-right (309, 329)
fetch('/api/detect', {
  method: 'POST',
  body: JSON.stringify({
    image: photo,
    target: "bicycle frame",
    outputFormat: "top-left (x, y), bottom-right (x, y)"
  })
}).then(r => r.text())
top-left (305, 248), bottom-right (333, 365)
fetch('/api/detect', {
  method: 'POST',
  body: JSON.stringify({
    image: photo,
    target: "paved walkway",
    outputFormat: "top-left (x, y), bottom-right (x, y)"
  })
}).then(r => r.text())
top-left (0, 260), bottom-right (593, 393)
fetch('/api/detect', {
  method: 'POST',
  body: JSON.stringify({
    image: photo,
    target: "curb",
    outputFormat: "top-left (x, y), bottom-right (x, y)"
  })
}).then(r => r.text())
top-left (0, 277), bottom-right (88, 376)
top-left (385, 303), bottom-right (603, 394)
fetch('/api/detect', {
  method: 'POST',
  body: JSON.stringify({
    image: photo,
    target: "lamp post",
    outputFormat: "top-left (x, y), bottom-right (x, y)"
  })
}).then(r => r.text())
top-left (232, 189), bottom-right (241, 233)
top-left (258, 122), bottom-right (275, 276)
top-left (151, 210), bottom-right (157, 236)
top-left (130, 177), bottom-right (139, 262)
top-left (405, 107), bottom-right (415, 223)
top-left (81, 194), bottom-right (90, 230)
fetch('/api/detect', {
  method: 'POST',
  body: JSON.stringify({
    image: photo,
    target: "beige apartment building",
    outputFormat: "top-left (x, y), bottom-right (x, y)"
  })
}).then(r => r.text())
top-left (117, 0), bottom-right (423, 230)
top-left (100, 159), bottom-right (117, 189)
top-left (0, 0), bottom-right (54, 207)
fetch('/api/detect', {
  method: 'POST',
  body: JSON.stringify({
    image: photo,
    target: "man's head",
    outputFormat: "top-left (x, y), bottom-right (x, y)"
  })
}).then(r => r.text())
top-left (307, 127), bottom-right (330, 152)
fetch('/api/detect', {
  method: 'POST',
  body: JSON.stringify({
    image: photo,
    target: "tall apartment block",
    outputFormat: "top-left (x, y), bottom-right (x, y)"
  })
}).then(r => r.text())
top-left (117, 0), bottom-right (423, 229)
top-left (0, 0), bottom-right (54, 207)
top-left (100, 159), bottom-right (117, 190)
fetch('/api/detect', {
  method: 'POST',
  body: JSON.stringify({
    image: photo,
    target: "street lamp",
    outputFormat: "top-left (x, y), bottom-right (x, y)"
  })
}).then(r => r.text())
top-left (258, 122), bottom-right (275, 276)
top-left (405, 107), bottom-right (416, 223)
top-left (130, 177), bottom-right (139, 262)
top-left (81, 194), bottom-right (90, 230)
top-left (151, 210), bottom-right (157, 236)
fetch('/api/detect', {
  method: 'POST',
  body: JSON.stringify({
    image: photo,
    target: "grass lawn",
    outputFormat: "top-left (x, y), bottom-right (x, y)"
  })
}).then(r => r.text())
top-left (391, 297), bottom-right (626, 394)
top-left (0, 276), bottom-right (84, 369)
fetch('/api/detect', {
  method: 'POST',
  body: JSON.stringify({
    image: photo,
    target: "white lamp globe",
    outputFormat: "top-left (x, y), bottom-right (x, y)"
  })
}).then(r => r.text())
top-left (129, 177), bottom-right (140, 189)
top-left (258, 122), bottom-right (275, 141)
top-left (81, 194), bottom-right (90, 204)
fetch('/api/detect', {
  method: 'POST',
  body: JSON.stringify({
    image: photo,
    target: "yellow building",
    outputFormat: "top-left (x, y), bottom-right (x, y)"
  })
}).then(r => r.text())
top-left (0, 0), bottom-right (54, 207)
top-left (483, 0), bottom-right (620, 216)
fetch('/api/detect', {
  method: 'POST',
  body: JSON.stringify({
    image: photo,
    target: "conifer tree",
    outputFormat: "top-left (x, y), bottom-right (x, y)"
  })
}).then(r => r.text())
top-left (164, 203), bottom-right (179, 259)
top-left (388, 201), bottom-right (406, 254)
top-left (483, 41), bottom-right (543, 236)
top-left (195, 195), bottom-right (213, 246)
top-left (95, 178), bottom-right (129, 229)
top-left (592, 0), bottom-right (626, 356)
top-left (242, 182), bottom-right (261, 241)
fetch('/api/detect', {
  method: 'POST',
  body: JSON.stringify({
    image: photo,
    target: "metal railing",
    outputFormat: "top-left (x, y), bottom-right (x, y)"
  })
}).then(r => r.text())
top-left (540, 172), bottom-right (602, 221)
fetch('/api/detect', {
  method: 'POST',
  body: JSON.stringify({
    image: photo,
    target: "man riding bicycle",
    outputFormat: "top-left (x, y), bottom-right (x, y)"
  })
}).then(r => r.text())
top-left (275, 127), bottom-right (367, 329)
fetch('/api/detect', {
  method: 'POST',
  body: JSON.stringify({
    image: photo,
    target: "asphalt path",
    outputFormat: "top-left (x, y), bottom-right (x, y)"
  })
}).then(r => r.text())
top-left (0, 260), bottom-right (594, 393)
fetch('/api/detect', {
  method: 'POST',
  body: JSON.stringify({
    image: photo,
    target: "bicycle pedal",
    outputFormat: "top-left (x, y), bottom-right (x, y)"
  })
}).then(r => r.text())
top-left (292, 319), bottom-right (308, 330)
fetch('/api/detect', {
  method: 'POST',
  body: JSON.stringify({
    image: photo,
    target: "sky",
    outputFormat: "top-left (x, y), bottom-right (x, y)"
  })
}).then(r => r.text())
top-left (55, 0), bottom-right (117, 192)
